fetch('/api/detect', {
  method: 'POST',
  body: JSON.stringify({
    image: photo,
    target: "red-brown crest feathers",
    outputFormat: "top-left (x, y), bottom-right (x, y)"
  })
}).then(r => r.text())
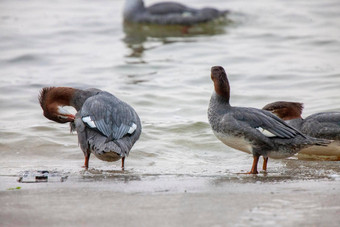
top-left (263, 101), bottom-right (304, 120)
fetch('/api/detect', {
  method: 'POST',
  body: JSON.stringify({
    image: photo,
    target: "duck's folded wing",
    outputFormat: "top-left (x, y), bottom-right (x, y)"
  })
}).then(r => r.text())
top-left (306, 112), bottom-right (340, 123)
top-left (147, 2), bottom-right (194, 15)
top-left (233, 107), bottom-right (302, 139)
top-left (137, 8), bottom-right (221, 25)
top-left (304, 112), bottom-right (340, 139)
top-left (80, 94), bottom-right (138, 140)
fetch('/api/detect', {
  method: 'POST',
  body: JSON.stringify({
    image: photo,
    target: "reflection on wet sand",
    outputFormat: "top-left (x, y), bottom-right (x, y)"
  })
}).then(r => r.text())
top-left (73, 156), bottom-right (339, 187)
top-left (80, 169), bottom-right (142, 183)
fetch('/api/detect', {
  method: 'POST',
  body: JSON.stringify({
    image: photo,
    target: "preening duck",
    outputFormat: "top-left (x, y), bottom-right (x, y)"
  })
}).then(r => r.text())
top-left (39, 87), bottom-right (142, 170)
top-left (263, 101), bottom-right (340, 140)
top-left (263, 101), bottom-right (340, 160)
top-left (207, 66), bottom-right (330, 174)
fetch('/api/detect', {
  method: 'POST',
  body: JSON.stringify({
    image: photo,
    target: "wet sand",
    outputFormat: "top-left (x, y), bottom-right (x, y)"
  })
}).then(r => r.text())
top-left (1, 172), bottom-right (340, 227)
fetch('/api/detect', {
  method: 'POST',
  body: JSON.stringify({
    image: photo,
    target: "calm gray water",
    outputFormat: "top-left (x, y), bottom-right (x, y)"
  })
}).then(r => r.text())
top-left (1, 0), bottom-right (340, 179)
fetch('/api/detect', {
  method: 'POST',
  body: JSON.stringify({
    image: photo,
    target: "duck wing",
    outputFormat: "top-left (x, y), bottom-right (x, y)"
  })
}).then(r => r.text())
top-left (303, 112), bottom-right (340, 139)
top-left (231, 107), bottom-right (303, 139)
top-left (305, 112), bottom-right (340, 123)
top-left (147, 2), bottom-right (195, 15)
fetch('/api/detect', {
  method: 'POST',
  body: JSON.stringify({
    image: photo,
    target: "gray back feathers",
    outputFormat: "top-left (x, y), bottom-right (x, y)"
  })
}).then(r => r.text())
top-left (73, 90), bottom-right (141, 157)
top-left (80, 91), bottom-right (141, 141)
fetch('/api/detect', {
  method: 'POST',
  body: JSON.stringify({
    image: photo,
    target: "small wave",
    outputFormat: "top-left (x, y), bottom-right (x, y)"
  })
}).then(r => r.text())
top-left (7, 54), bottom-right (45, 64)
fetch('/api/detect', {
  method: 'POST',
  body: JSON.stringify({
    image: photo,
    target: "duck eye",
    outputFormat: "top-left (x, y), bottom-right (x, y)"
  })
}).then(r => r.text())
top-left (58, 115), bottom-right (68, 120)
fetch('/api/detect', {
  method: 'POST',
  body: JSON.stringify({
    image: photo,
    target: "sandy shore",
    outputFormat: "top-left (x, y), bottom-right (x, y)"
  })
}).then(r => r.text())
top-left (1, 173), bottom-right (340, 227)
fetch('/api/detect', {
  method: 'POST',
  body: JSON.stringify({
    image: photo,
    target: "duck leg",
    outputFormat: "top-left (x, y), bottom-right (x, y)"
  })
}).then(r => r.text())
top-left (263, 157), bottom-right (268, 171)
top-left (249, 154), bottom-right (260, 174)
top-left (121, 157), bottom-right (125, 171)
top-left (83, 152), bottom-right (90, 170)
top-left (181, 26), bottom-right (190, 34)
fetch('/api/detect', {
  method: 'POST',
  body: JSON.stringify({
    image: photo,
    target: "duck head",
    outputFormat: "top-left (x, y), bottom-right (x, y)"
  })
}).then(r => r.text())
top-left (211, 66), bottom-right (230, 103)
top-left (263, 101), bottom-right (303, 120)
top-left (39, 87), bottom-right (76, 123)
top-left (123, 0), bottom-right (145, 21)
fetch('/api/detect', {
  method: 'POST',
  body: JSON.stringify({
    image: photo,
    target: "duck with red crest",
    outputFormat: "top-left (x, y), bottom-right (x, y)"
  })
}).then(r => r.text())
top-left (263, 101), bottom-right (340, 160)
top-left (207, 66), bottom-right (331, 174)
top-left (39, 87), bottom-right (142, 170)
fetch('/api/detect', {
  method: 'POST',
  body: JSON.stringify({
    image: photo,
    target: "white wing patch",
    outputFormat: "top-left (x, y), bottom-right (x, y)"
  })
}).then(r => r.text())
top-left (256, 127), bottom-right (276, 137)
top-left (128, 123), bottom-right (137, 134)
top-left (82, 116), bottom-right (96, 128)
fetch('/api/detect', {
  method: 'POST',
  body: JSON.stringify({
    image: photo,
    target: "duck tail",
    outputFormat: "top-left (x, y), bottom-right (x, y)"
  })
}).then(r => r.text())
top-left (311, 137), bottom-right (332, 146)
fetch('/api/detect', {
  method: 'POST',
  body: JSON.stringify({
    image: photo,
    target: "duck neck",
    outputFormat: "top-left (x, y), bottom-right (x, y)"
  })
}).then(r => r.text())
top-left (70, 89), bottom-right (98, 111)
top-left (124, 0), bottom-right (145, 20)
top-left (211, 91), bottom-right (231, 107)
top-left (41, 87), bottom-right (98, 112)
top-left (214, 78), bottom-right (230, 105)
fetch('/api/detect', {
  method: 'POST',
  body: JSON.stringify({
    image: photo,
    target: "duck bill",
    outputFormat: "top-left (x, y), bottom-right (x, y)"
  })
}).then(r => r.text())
top-left (67, 114), bottom-right (76, 121)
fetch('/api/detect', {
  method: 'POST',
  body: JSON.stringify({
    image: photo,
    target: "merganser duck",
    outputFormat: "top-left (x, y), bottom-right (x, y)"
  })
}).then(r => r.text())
top-left (123, 0), bottom-right (229, 25)
top-left (39, 87), bottom-right (142, 170)
top-left (263, 101), bottom-right (340, 160)
top-left (207, 66), bottom-right (331, 174)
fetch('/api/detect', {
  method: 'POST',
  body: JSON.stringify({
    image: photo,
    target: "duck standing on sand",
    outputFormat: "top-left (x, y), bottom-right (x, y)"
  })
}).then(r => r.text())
top-left (39, 87), bottom-right (142, 170)
top-left (123, 0), bottom-right (229, 25)
top-left (207, 66), bottom-right (330, 174)
top-left (263, 101), bottom-right (340, 160)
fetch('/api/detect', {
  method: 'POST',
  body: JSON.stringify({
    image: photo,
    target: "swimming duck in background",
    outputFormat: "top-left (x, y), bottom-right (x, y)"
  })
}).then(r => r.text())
top-left (263, 101), bottom-right (340, 160)
top-left (39, 87), bottom-right (142, 170)
top-left (207, 66), bottom-right (331, 174)
top-left (123, 0), bottom-right (229, 25)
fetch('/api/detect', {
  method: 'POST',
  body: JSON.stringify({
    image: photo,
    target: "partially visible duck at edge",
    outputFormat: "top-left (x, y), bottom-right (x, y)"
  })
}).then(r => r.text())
top-left (263, 101), bottom-right (340, 160)
top-left (39, 87), bottom-right (142, 170)
top-left (207, 66), bottom-right (331, 174)
top-left (123, 0), bottom-right (229, 25)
